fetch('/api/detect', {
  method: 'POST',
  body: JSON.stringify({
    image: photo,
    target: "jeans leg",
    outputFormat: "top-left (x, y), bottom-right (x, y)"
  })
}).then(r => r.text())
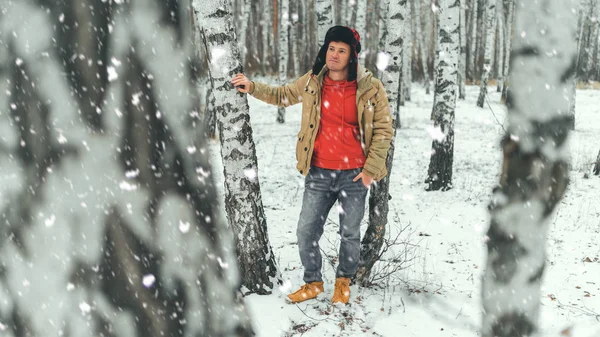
top-left (336, 168), bottom-right (368, 279)
top-left (297, 167), bottom-right (337, 283)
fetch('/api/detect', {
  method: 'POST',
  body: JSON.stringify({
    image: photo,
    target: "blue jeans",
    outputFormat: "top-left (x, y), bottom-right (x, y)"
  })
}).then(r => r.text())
top-left (297, 166), bottom-right (368, 283)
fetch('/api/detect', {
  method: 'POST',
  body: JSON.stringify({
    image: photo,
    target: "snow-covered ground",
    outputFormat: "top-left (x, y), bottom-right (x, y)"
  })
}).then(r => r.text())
top-left (210, 84), bottom-right (600, 337)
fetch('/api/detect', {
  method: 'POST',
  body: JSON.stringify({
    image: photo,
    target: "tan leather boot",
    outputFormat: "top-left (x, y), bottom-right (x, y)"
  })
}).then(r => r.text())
top-left (331, 277), bottom-right (351, 304)
top-left (286, 281), bottom-right (324, 303)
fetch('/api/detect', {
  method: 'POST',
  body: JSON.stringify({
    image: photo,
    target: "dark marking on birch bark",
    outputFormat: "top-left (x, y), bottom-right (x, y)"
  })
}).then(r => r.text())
top-left (560, 57), bottom-right (578, 83)
top-left (512, 46), bottom-right (540, 58)
top-left (207, 32), bottom-right (235, 45)
top-left (491, 313), bottom-right (535, 337)
top-left (528, 263), bottom-right (545, 283)
top-left (486, 221), bottom-right (527, 284)
top-left (208, 8), bottom-right (231, 19)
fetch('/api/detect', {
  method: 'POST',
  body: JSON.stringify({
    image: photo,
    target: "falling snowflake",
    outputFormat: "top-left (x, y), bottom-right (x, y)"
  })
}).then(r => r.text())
top-left (119, 181), bottom-right (138, 191)
top-left (187, 146), bottom-right (197, 154)
top-left (244, 168), bottom-right (257, 181)
top-left (426, 125), bottom-right (446, 142)
top-left (142, 274), bottom-right (156, 288)
top-left (107, 66), bottom-right (118, 82)
top-left (125, 169), bottom-right (140, 178)
top-left (376, 52), bottom-right (390, 71)
top-left (179, 220), bottom-right (190, 233)
top-left (79, 302), bottom-right (91, 314)
top-left (66, 283), bottom-right (75, 291)
top-left (44, 214), bottom-right (56, 227)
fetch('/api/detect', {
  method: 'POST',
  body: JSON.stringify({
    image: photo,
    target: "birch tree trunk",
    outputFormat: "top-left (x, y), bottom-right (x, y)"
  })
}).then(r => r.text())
top-left (385, 0), bottom-right (405, 129)
top-left (594, 148), bottom-right (600, 175)
top-left (495, 3), bottom-right (504, 93)
top-left (277, 0), bottom-right (290, 123)
top-left (355, 0), bottom-right (367, 48)
top-left (468, 0), bottom-right (479, 81)
top-left (414, 0), bottom-right (429, 92)
top-left (316, 0), bottom-right (333, 47)
top-left (482, 0), bottom-right (577, 335)
top-left (0, 1), bottom-right (254, 336)
top-left (426, 0), bottom-right (459, 192)
top-left (459, 0), bottom-right (467, 99)
top-left (357, 0), bottom-right (398, 284)
top-left (402, 1), bottom-right (413, 102)
top-left (569, 0), bottom-right (586, 130)
top-left (424, 2), bottom-right (434, 94)
top-left (501, 0), bottom-right (515, 102)
top-left (194, 0), bottom-right (280, 295)
top-left (477, 0), bottom-right (497, 108)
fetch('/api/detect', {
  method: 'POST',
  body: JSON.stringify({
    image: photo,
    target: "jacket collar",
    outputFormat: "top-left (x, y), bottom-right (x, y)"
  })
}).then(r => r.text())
top-left (311, 65), bottom-right (377, 101)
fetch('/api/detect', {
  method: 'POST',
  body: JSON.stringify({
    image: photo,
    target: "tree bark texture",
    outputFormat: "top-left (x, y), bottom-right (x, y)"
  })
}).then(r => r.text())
top-left (477, 0), bottom-right (497, 108)
top-left (426, 0), bottom-right (459, 192)
top-left (482, 0), bottom-right (577, 335)
top-left (194, 0), bottom-right (280, 295)
top-left (0, 1), bottom-right (254, 336)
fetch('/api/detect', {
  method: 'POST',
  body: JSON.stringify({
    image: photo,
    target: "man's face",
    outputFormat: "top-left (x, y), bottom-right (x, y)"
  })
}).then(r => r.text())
top-left (325, 41), bottom-right (351, 73)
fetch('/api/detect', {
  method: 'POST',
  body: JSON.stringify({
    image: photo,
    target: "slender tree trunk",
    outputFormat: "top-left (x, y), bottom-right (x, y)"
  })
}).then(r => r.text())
top-left (426, 0), bottom-right (459, 192)
top-left (0, 1), bottom-right (254, 336)
top-left (501, 0), bottom-right (515, 102)
top-left (290, 1), bottom-right (300, 77)
top-left (316, 0), bottom-right (333, 47)
top-left (402, 0), bottom-right (413, 102)
top-left (458, 0), bottom-right (467, 99)
top-left (477, 0), bottom-right (497, 108)
top-left (277, 0), bottom-right (290, 123)
top-left (482, 0), bottom-right (577, 335)
top-left (468, 0), bottom-right (479, 81)
top-left (569, 0), bottom-right (586, 130)
top-left (594, 148), bottom-right (600, 175)
top-left (424, 2), bottom-right (433, 94)
top-left (195, 0), bottom-right (280, 295)
top-left (495, 3), bottom-right (504, 93)
top-left (414, 0), bottom-right (428, 91)
top-left (385, 0), bottom-right (405, 129)
top-left (357, 0), bottom-right (398, 284)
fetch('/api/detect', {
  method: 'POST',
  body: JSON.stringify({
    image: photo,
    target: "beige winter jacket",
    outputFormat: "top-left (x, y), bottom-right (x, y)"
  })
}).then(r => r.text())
top-left (249, 65), bottom-right (393, 181)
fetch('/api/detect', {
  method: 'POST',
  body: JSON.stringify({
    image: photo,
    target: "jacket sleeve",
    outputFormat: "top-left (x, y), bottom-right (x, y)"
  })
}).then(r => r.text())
top-left (362, 80), bottom-right (394, 180)
top-left (248, 71), bottom-right (311, 107)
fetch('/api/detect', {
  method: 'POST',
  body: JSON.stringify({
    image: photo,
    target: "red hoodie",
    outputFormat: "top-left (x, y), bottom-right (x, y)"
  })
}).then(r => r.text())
top-left (311, 75), bottom-right (366, 170)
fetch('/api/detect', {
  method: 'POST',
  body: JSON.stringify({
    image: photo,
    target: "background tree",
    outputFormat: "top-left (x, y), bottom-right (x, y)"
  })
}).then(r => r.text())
top-left (476, 0), bottom-right (497, 107)
top-left (357, 0), bottom-right (403, 284)
top-left (0, 0), bottom-right (253, 336)
top-left (481, 0), bottom-right (577, 335)
top-left (425, 0), bottom-right (459, 191)
top-left (316, 0), bottom-right (333, 47)
top-left (277, 0), bottom-right (290, 124)
top-left (194, 0), bottom-right (280, 295)
top-left (500, 0), bottom-right (515, 102)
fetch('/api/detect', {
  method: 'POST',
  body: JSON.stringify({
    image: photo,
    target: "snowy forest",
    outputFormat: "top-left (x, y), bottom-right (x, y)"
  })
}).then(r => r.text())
top-left (0, 0), bottom-right (599, 337)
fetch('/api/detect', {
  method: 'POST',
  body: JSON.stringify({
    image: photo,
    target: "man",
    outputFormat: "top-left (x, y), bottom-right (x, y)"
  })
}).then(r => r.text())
top-left (231, 26), bottom-right (393, 304)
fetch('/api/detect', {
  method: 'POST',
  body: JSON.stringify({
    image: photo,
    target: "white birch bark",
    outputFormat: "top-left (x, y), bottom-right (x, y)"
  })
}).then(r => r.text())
top-left (194, 0), bottom-right (280, 295)
top-left (316, 0), bottom-right (334, 47)
top-left (495, 3), bottom-right (504, 93)
top-left (277, 0), bottom-right (290, 123)
top-left (291, 1), bottom-right (300, 77)
top-left (468, 0), bottom-right (479, 81)
top-left (0, 0), bottom-right (253, 336)
top-left (402, 0), bottom-right (413, 102)
top-left (426, 0), bottom-right (459, 191)
top-left (414, 0), bottom-right (430, 92)
top-left (424, 1), bottom-right (433, 94)
top-left (355, 0), bottom-right (367, 43)
top-left (501, 0), bottom-right (515, 102)
top-left (569, 0), bottom-right (586, 129)
top-left (357, 0), bottom-right (398, 285)
top-left (459, 0), bottom-right (467, 99)
top-left (242, 0), bottom-right (252, 68)
top-left (594, 148), bottom-right (600, 175)
top-left (482, 0), bottom-right (577, 335)
top-left (476, 0), bottom-right (497, 107)
top-left (384, 0), bottom-right (406, 128)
